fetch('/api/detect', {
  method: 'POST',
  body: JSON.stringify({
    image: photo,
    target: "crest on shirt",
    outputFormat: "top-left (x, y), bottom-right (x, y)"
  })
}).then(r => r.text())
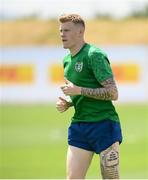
top-left (75, 62), bottom-right (83, 72)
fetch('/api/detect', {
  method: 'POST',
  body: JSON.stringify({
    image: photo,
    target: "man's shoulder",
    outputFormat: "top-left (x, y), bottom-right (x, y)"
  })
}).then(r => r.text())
top-left (85, 43), bottom-right (107, 58)
top-left (86, 44), bottom-right (110, 65)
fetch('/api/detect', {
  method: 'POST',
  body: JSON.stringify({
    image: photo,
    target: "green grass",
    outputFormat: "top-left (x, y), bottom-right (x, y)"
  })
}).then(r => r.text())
top-left (0, 103), bottom-right (148, 179)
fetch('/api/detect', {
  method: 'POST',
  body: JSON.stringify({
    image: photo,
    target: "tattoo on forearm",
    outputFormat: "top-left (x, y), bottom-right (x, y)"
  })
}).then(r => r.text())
top-left (81, 78), bottom-right (118, 100)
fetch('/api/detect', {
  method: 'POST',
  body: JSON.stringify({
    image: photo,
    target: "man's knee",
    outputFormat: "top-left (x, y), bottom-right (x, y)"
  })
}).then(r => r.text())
top-left (100, 142), bottom-right (120, 179)
top-left (67, 169), bottom-right (85, 179)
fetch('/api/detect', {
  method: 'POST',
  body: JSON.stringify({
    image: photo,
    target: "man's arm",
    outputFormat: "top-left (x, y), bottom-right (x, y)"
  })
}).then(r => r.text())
top-left (81, 77), bottom-right (118, 101)
top-left (61, 78), bottom-right (118, 101)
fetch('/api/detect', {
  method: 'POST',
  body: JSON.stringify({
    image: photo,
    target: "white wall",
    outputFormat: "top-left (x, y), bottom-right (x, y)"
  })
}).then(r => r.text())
top-left (0, 46), bottom-right (147, 103)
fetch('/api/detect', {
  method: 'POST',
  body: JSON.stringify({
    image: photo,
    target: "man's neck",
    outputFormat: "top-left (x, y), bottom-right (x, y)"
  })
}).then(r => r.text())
top-left (70, 41), bottom-right (86, 57)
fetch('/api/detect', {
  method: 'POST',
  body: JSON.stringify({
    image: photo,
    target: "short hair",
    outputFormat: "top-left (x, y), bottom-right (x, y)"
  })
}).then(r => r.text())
top-left (58, 14), bottom-right (85, 28)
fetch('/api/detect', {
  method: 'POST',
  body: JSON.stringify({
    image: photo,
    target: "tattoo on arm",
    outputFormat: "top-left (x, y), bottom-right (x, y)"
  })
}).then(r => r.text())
top-left (81, 78), bottom-right (118, 101)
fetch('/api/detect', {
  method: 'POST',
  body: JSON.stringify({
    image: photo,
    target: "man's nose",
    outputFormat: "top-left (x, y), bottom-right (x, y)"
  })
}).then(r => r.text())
top-left (60, 32), bottom-right (65, 37)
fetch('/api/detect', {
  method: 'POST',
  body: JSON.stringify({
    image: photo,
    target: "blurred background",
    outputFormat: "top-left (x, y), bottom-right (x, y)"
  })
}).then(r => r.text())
top-left (0, 0), bottom-right (148, 178)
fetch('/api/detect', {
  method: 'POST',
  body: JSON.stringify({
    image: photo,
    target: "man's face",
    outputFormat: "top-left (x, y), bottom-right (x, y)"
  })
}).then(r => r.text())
top-left (59, 21), bottom-right (82, 49)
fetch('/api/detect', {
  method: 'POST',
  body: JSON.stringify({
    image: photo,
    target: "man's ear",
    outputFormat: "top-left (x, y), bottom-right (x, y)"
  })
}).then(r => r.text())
top-left (79, 26), bottom-right (85, 34)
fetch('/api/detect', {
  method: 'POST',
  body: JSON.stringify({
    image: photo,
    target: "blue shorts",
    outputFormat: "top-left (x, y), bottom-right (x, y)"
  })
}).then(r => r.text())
top-left (68, 119), bottom-right (122, 154)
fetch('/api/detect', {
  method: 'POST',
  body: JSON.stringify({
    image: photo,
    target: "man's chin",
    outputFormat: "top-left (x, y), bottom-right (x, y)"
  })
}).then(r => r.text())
top-left (63, 45), bottom-right (69, 49)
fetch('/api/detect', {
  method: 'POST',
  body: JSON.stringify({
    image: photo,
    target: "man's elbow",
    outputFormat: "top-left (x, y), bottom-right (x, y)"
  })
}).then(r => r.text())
top-left (112, 91), bottom-right (118, 101)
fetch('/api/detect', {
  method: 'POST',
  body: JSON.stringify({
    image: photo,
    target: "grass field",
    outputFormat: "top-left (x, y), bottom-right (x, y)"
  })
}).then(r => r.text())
top-left (0, 103), bottom-right (148, 179)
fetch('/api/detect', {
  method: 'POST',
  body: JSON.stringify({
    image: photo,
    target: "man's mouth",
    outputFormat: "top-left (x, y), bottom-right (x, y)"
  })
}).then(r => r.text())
top-left (62, 39), bottom-right (68, 42)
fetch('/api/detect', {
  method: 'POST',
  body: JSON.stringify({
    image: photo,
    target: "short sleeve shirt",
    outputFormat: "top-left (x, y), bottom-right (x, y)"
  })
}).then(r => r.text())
top-left (63, 43), bottom-right (119, 123)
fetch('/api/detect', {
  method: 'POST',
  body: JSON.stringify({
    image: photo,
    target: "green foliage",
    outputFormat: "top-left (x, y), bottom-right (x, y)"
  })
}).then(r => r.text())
top-left (0, 103), bottom-right (148, 178)
top-left (129, 4), bottom-right (148, 18)
top-left (94, 13), bottom-right (113, 20)
top-left (94, 5), bottom-right (148, 20)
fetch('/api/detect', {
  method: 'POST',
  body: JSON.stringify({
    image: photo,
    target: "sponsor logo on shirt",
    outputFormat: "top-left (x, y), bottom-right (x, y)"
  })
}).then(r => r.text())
top-left (75, 62), bottom-right (83, 72)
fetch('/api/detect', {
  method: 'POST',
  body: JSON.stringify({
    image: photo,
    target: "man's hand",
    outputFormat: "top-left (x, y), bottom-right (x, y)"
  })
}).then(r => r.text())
top-left (61, 79), bottom-right (81, 96)
top-left (56, 97), bottom-right (71, 113)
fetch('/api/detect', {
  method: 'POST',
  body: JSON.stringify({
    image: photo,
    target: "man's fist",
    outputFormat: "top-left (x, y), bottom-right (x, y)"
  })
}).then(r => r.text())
top-left (56, 97), bottom-right (71, 113)
top-left (61, 79), bottom-right (81, 96)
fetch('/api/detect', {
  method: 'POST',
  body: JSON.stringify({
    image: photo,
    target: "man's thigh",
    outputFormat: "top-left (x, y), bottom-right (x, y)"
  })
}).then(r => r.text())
top-left (99, 141), bottom-right (120, 179)
top-left (67, 145), bottom-right (94, 179)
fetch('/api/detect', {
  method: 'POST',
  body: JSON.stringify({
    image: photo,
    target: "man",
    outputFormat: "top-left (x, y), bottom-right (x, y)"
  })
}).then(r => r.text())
top-left (56, 14), bottom-right (122, 179)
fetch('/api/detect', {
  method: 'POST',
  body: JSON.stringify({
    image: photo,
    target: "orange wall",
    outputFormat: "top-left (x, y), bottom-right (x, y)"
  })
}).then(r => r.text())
top-left (49, 63), bottom-right (140, 84)
top-left (0, 65), bottom-right (34, 84)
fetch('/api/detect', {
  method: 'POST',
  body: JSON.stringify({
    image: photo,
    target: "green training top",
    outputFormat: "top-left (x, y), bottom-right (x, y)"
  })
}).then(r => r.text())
top-left (63, 43), bottom-right (119, 123)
